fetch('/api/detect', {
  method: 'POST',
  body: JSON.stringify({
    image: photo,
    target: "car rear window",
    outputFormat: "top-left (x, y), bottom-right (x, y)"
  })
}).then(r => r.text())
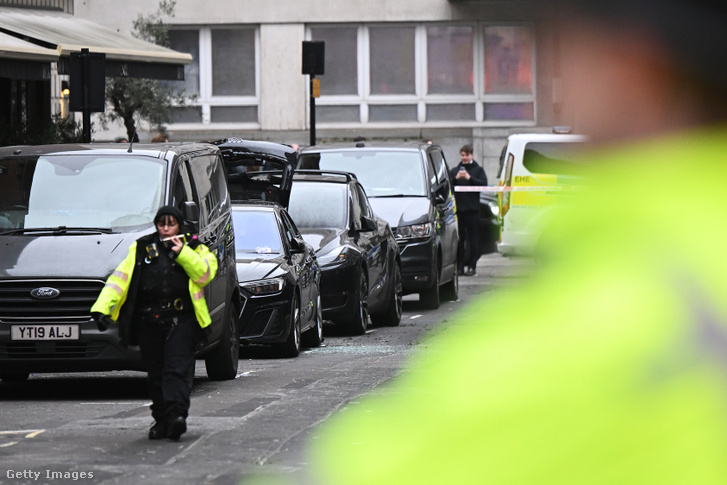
top-left (232, 210), bottom-right (282, 254)
top-left (288, 182), bottom-right (347, 229)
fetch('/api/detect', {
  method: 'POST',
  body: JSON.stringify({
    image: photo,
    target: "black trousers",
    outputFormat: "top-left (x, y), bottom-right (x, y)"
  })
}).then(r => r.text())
top-left (457, 210), bottom-right (480, 270)
top-left (138, 312), bottom-right (198, 422)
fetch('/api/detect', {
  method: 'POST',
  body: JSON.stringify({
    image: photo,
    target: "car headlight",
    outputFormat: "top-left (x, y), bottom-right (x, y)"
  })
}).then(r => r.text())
top-left (394, 222), bottom-right (433, 240)
top-left (317, 246), bottom-right (351, 266)
top-left (241, 277), bottom-right (285, 296)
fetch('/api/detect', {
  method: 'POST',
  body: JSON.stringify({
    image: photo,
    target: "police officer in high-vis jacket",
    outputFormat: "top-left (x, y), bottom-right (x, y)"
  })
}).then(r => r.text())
top-left (300, 1), bottom-right (727, 484)
top-left (91, 206), bottom-right (217, 441)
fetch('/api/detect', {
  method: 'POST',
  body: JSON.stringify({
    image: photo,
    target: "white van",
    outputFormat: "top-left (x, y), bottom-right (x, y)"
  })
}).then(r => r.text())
top-left (497, 133), bottom-right (587, 256)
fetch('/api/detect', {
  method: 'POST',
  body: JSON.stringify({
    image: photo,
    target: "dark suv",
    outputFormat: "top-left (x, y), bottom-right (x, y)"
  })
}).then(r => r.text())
top-left (0, 143), bottom-right (241, 382)
top-left (298, 142), bottom-right (458, 309)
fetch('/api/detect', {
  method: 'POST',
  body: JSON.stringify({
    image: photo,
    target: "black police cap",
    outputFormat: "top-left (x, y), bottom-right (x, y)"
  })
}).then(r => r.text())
top-left (153, 205), bottom-right (184, 226)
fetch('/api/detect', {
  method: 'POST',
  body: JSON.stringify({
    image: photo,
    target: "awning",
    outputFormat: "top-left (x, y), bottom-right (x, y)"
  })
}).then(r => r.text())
top-left (0, 30), bottom-right (60, 80)
top-left (0, 7), bottom-right (192, 80)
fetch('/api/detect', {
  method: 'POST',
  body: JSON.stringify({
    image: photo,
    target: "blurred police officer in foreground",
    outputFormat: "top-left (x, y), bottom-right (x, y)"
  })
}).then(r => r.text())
top-left (302, 1), bottom-right (727, 483)
top-left (92, 206), bottom-right (217, 441)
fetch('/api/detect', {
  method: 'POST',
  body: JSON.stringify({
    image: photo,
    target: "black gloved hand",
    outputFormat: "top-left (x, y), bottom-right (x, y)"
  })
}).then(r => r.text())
top-left (196, 325), bottom-right (213, 350)
top-left (92, 312), bottom-right (113, 331)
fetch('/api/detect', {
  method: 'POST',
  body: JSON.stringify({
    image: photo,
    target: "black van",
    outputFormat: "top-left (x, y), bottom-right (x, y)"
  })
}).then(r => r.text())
top-left (0, 143), bottom-right (240, 382)
top-left (298, 142), bottom-right (458, 309)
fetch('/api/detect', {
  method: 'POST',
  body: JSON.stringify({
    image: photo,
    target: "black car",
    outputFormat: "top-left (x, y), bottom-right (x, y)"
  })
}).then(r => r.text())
top-left (216, 138), bottom-right (322, 357)
top-left (288, 170), bottom-right (402, 334)
top-left (0, 143), bottom-right (241, 382)
top-left (231, 203), bottom-right (322, 357)
top-left (297, 142), bottom-right (458, 309)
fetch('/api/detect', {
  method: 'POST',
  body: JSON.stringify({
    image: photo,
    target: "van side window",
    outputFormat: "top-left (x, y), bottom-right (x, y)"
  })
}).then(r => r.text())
top-left (426, 153), bottom-right (438, 187)
top-left (188, 155), bottom-right (222, 225)
top-left (428, 150), bottom-right (448, 185)
top-left (355, 184), bottom-right (373, 219)
top-left (280, 211), bottom-right (300, 243)
top-left (350, 186), bottom-right (362, 231)
top-left (211, 155), bottom-right (230, 213)
top-left (171, 161), bottom-right (195, 211)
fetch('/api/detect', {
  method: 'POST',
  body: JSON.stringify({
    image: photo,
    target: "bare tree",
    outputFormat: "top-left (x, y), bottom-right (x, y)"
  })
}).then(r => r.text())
top-left (100, 1), bottom-right (196, 141)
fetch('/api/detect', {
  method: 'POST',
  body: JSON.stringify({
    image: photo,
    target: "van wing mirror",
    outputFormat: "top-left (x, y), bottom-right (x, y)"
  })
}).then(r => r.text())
top-left (182, 201), bottom-right (200, 232)
top-left (433, 185), bottom-right (449, 204)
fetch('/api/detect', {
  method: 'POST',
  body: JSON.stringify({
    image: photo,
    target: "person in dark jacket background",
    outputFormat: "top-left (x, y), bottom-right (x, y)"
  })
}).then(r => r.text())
top-left (450, 144), bottom-right (488, 276)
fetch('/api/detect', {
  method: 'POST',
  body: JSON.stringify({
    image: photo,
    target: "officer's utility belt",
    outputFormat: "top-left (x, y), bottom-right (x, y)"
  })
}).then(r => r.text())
top-left (140, 298), bottom-right (186, 323)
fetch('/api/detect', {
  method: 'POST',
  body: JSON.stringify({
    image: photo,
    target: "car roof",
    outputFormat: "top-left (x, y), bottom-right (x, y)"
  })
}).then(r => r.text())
top-left (0, 142), bottom-right (215, 158)
top-left (507, 133), bottom-right (587, 143)
top-left (231, 200), bottom-right (280, 211)
top-left (292, 170), bottom-right (358, 184)
top-left (300, 141), bottom-right (434, 153)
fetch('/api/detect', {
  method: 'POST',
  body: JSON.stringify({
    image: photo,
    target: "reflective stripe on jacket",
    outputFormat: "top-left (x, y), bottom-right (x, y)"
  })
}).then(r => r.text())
top-left (91, 239), bottom-right (218, 328)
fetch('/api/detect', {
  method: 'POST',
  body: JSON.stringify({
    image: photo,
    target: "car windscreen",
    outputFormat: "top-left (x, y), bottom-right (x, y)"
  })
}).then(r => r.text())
top-left (288, 183), bottom-right (347, 229)
top-left (522, 142), bottom-right (585, 176)
top-left (298, 151), bottom-right (427, 197)
top-left (232, 209), bottom-right (283, 254)
top-left (0, 155), bottom-right (165, 231)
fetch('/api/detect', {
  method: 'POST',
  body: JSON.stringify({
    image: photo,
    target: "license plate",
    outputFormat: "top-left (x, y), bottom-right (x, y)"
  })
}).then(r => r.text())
top-left (11, 325), bottom-right (79, 341)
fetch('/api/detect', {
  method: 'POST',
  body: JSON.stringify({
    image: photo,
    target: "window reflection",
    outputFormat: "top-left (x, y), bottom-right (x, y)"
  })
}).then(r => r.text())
top-left (484, 26), bottom-right (533, 95)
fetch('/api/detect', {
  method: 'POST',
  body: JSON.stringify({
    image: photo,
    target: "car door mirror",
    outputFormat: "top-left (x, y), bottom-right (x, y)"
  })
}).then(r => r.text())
top-left (360, 216), bottom-right (377, 232)
top-left (182, 201), bottom-right (200, 233)
top-left (290, 236), bottom-right (305, 254)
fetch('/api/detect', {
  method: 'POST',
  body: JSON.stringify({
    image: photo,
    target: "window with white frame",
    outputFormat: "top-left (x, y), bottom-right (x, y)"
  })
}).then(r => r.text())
top-left (167, 27), bottom-right (259, 126)
top-left (309, 23), bottom-right (534, 126)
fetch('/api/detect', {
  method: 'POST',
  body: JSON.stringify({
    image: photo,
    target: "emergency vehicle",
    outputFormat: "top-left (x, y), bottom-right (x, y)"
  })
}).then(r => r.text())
top-left (497, 132), bottom-right (586, 256)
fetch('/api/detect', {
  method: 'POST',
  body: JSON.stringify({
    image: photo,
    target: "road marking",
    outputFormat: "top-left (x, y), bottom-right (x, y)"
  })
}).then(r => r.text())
top-left (410, 315), bottom-right (422, 320)
top-left (0, 429), bottom-right (45, 438)
top-left (79, 402), bottom-right (151, 405)
top-left (0, 429), bottom-right (45, 447)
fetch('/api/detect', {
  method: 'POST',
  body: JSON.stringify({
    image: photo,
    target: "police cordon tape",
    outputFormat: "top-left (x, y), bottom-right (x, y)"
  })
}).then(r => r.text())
top-left (454, 185), bottom-right (573, 192)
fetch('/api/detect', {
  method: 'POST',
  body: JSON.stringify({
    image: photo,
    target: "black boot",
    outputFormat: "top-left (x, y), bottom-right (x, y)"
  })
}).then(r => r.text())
top-left (148, 420), bottom-right (167, 440)
top-left (167, 415), bottom-right (187, 441)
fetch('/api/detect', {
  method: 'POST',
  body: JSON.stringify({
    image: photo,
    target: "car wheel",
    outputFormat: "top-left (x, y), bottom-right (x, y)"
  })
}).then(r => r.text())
top-left (1, 371), bottom-right (30, 383)
top-left (205, 303), bottom-right (240, 381)
top-left (419, 254), bottom-right (440, 310)
top-left (303, 293), bottom-right (324, 347)
top-left (346, 270), bottom-right (368, 335)
top-left (440, 264), bottom-right (459, 302)
top-left (279, 293), bottom-right (301, 357)
top-left (371, 261), bottom-right (402, 327)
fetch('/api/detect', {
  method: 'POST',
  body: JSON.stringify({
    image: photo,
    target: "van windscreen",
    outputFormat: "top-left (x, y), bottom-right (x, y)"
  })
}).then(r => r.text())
top-left (0, 155), bottom-right (165, 231)
top-left (298, 151), bottom-right (426, 197)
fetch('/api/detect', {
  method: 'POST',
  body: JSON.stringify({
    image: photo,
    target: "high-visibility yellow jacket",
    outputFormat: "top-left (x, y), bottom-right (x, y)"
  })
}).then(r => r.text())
top-left (91, 235), bottom-right (218, 329)
top-left (307, 127), bottom-right (727, 484)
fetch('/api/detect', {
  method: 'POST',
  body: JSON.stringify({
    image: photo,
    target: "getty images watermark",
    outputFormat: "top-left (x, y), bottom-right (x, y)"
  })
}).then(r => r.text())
top-left (6, 470), bottom-right (94, 481)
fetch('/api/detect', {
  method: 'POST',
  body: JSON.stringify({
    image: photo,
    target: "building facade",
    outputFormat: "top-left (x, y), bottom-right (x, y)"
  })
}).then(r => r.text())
top-left (73, 1), bottom-right (569, 178)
